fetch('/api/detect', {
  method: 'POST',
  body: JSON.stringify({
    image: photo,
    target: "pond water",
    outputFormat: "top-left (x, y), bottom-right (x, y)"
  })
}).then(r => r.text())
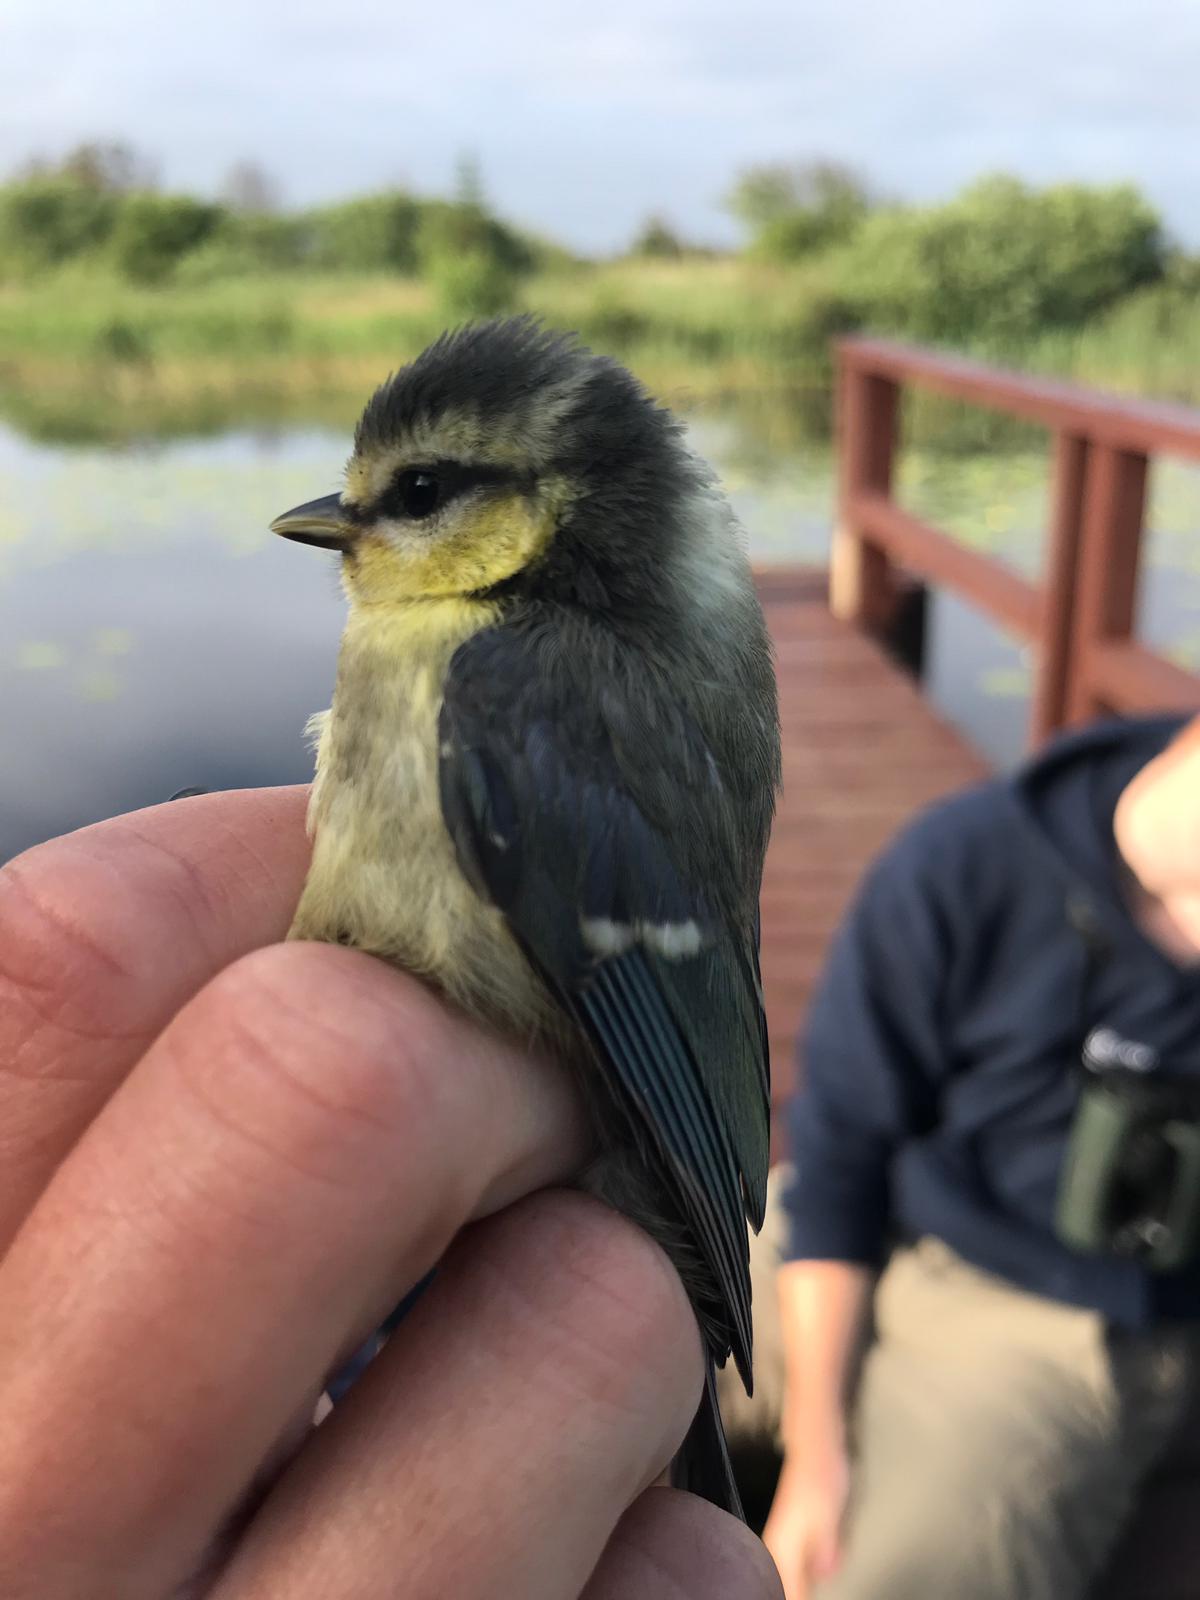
top-left (3, 406), bottom-right (1200, 864)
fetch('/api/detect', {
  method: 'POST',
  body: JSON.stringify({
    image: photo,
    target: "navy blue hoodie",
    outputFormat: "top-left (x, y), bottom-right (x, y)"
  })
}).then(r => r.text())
top-left (782, 714), bottom-right (1200, 1327)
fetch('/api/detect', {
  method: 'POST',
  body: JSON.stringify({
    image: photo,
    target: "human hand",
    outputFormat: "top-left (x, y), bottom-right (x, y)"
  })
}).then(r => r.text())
top-left (1114, 713), bottom-right (1200, 896)
top-left (761, 1441), bottom-right (850, 1599)
top-left (0, 788), bottom-right (781, 1600)
top-left (1113, 715), bottom-right (1200, 959)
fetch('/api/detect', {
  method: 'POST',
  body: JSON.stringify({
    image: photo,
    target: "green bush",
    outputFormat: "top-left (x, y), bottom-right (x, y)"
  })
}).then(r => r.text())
top-left (833, 176), bottom-right (1165, 343)
top-left (416, 198), bottom-right (533, 319)
top-left (108, 194), bottom-right (224, 283)
top-left (426, 248), bottom-right (520, 320)
top-left (415, 199), bottom-right (534, 278)
top-left (514, 231), bottom-right (579, 273)
top-left (631, 215), bottom-right (685, 259)
top-left (304, 192), bottom-right (422, 273)
top-left (0, 179), bottom-right (121, 275)
top-left (221, 211), bottom-right (306, 268)
top-left (774, 280), bottom-right (863, 359)
top-left (754, 202), bottom-right (864, 261)
top-left (91, 317), bottom-right (153, 364)
top-left (1163, 251), bottom-right (1200, 298)
top-left (172, 212), bottom-right (307, 282)
top-left (580, 296), bottom-right (652, 353)
top-left (728, 161), bottom-right (871, 261)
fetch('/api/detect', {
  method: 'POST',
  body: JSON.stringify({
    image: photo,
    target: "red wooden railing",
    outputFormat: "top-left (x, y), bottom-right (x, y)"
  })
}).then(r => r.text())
top-left (832, 337), bottom-right (1200, 745)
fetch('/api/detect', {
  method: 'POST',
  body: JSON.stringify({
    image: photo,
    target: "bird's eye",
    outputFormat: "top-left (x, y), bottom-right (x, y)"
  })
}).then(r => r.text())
top-left (397, 469), bottom-right (441, 519)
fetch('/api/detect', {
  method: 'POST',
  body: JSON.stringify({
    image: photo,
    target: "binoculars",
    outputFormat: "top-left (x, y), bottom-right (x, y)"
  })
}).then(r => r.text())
top-left (1057, 1029), bottom-right (1200, 1272)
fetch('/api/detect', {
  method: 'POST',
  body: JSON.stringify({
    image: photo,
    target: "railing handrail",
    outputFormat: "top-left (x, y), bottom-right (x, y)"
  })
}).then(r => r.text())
top-left (838, 337), bottom-right (1200, 462)
top-left (831, 339), bottom-right (1200, 746)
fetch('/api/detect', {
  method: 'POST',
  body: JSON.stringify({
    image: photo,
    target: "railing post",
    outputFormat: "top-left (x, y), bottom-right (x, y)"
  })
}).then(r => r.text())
top-left (830, 354), bottom-right (900, 635)
top-left (1030, 432), bottom-right (1088, 746)
top-left (1065, 445), bottom-right (1150, 725)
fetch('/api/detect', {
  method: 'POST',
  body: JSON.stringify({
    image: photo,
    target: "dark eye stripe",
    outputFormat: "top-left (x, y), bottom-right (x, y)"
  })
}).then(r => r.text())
top-left (373, 460), bottom-right (528, 522)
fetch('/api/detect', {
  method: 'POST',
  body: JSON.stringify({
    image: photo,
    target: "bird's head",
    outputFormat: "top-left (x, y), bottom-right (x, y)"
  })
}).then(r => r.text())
top-left (271, 317), bottom-right (716, 610)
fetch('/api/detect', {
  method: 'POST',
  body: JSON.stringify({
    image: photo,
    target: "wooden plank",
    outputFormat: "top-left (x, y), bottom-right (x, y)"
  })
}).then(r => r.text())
top-left (1031, 432), bottom-right (1089, 744)
top-left (838, 336), bottom-right (1200, 463)
top-left (1087, 640), bottom-right (1200, 716)
top-left (852, 491), bottom-right (1041, 640)
top-left (1066, 446), bottom-right (1150, 723)
top-left (753, 568), bottom-right (830, 603)
top-left (754, 565), bottom-right (986, 1115)
top-left (830, 366), bottom-right (900, 631)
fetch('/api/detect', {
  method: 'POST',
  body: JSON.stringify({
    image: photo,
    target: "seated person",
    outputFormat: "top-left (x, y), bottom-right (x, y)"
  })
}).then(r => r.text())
top-left (759, 711), bottom-right (1200, 1599)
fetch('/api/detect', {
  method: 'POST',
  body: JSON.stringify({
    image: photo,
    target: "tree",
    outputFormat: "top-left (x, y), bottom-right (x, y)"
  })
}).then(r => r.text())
top-left (453, 151), bottom-right (486, 211)
top-left (306, 192), bottom-right (423, 272)
top-left (727, 164), bottom-right (806, 231)
top-left (416, 155), bottom-right (533, 315)
top-left (726, 160), bottom-right (871, 258)
top-left (108, 194), bottom-right (223, 282)
top-left (58, 141), bottom-right (155, 193)
top-left (831, 176), bottom-right (1166, 344)
top-left (0, 180), bottom-right (121, 274)
top-left (631, 214), bottom-right (685, 258)
top-left (222, 161), bottom-right (280, 215)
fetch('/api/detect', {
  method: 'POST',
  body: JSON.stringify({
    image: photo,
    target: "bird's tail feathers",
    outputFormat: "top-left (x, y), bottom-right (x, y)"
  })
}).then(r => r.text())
top-left (670, 1356), bottom-right (744, 1521)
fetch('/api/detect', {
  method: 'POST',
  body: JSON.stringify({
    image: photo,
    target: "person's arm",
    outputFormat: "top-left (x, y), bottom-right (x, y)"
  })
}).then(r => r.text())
top-left (763, 1263), bottom-right (872, 1597)
top-left (764, 824), bottom-right (954, 1598)
top-left (0, 789), bottom-right (780, 1600)
top-left (777, 1260), bottom-right (874, 1465)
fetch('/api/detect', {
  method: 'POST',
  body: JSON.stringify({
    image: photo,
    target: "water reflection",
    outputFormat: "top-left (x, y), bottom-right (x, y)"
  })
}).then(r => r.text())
top-left (2, 408), bottom-right (1199, 863)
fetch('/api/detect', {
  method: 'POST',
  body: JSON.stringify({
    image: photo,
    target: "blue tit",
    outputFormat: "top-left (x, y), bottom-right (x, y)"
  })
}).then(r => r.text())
top-left (271, 317), bottom-right (780, 1519)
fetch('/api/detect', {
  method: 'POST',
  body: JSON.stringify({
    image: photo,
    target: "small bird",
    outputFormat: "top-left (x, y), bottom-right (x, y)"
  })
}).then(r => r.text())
top-left (271, 317), bottom-right (780, 1518)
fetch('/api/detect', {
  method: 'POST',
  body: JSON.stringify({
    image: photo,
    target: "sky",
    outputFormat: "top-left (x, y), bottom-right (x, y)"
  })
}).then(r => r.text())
top-left (2, 0), bottom-right (1199, 252)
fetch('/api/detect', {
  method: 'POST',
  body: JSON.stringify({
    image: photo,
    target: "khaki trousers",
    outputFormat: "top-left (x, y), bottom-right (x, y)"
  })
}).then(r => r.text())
top-left (719, 1172), bottom-right (1200, 1600)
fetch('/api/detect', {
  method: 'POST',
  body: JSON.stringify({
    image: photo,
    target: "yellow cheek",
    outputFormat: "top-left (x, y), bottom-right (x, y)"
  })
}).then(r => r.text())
top-left (345, 492), bottom-right (560, 603)
top-left (410, 494), bottom-right (558, 593)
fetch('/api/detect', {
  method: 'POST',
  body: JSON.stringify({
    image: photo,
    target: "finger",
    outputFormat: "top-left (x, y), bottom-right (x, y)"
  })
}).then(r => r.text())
top-left (0, 945), bottom-right (589, 1600)
top-left (0, 786), bottom-right (311, 1244)
top-left (583, 1488), bottom-right (783, 1600)
top-left (213, 1192), bottom-right (705, 1600)
top-left (170, 1386), bottom-right (327, 1600)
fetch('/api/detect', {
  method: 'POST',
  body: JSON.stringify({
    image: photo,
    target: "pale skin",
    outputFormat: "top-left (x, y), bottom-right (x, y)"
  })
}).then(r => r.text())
top-left (763, 715), bottom-right (1200, 1600)
top-left (0, 787), bottom-right (781, 1600)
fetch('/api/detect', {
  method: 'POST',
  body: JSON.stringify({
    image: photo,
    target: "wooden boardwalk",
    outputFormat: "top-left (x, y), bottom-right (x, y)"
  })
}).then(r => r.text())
top-left (754, 566), bottom-right (988, 1134)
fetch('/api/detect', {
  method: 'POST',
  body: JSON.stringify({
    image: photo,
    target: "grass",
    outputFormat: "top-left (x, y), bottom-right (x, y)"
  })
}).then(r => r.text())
top-left (0, 258), bottom-right (853, 441)
top-left (1, 259), bottom-right (1199, 443)
top-left (1015, 285), bottom-right (1200, 404)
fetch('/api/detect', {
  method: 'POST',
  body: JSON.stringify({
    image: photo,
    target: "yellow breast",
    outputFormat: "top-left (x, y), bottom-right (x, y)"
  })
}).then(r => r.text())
top-left (289, 596), bottom-right (556, 1042)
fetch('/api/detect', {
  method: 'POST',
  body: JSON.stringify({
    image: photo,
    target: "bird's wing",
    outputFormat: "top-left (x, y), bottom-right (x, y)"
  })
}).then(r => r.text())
top-left (438, 621), bottom-right (769, 1385)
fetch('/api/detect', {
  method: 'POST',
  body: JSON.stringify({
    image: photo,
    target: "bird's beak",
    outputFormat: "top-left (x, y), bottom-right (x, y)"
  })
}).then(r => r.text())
top-left (270, 494), bottom-right (355, 551)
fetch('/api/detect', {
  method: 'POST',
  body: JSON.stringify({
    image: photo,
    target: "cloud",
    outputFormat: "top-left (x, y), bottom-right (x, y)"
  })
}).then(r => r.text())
top-left (1, 0), bottom-right (1197, 249)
